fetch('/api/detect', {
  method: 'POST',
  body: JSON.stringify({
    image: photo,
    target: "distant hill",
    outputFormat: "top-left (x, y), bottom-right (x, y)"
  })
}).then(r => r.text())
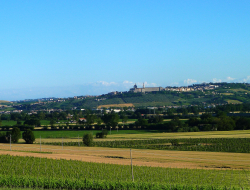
top-left (12, 82), bottom-right (250, 110)
top-left (0, 100), bottom-right (10, 103)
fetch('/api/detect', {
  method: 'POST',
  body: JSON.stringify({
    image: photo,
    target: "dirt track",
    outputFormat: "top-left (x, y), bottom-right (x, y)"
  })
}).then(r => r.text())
top-left (0, 143), bottom-right (249, 170)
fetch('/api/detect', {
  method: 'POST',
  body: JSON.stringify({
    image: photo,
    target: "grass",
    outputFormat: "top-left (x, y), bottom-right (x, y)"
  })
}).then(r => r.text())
top-left (31, 129), bottom-right (250, 140)
top-left (229, 88), bottom-right (250, 93)
top-left (1, 120), bottom-right (18, 126)
top-left (32, 130), bottom-right (158, 138)
top-left (226, 99), bottom-right (243, 104)
top-left (40, 120), bottom-right (69, 125)
top-left (97, 103), bottom-right (134, 108)
top-left (0, 149), bottom-right (52, 154)
top-left (220, 93), bottom-right (234, 95)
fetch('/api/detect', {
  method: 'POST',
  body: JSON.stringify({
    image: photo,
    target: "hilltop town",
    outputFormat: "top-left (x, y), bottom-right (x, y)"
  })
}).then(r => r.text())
top-left (108, 82), bottom-right (223, 95)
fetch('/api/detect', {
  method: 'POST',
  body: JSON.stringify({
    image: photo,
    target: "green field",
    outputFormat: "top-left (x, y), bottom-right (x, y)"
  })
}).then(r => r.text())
top-left (32, 129), bottom-right (250, 139)
top-left (226, 99), bottom-right (243, 104)
top-left (33, 130), bottom-right (157, 138)
top-left (1, 120), bottom-right (18, 126)
top-left (0, 154), bottom-right (249, 190)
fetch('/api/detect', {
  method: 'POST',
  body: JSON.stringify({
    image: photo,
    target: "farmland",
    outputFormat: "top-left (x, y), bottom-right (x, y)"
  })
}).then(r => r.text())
top-left (0, 153), bottom-right (249, 190)
top-left (0, 130), bottom-right (250, 189)
top-left (97, 103), bottom-right (134, 108)
top-left (29, 129), bottom-right (250, 140)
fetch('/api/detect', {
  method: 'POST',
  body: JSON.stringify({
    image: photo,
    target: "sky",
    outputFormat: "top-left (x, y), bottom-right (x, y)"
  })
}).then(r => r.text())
top-left (1, 0), bottom-right (250, 101)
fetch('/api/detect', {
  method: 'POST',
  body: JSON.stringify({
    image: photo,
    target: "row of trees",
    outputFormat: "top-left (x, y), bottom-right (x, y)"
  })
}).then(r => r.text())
top-left (0, 127), bottom-right (35, 144)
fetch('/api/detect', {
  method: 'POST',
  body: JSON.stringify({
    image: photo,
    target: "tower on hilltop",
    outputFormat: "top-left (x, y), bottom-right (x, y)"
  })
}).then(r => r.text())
top-left (134, 83), bottom-right (137, 89)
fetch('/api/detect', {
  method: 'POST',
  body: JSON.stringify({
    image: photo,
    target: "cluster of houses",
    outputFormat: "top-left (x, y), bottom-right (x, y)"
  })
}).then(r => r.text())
top-left (129, 83), bottom-right (219, 93)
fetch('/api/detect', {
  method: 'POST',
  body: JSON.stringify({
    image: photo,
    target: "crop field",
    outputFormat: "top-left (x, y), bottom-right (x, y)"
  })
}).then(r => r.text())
top-left (0, 130), bottom-right (250, 189)
top-left (0, 150), bottom-right (249, 190)
top-left (226, 99), bottom-right (243, 104)
top-left (97, 103), bottom-right (134, 108)
top-left (1, 143), bottom-right (250, 169)
top-left (12, 129), bottom-right (248, 144)
top-left (44, 137), bottom-right (250, 154)
top-left (30, 129), bottom-right (250, 140)
top-left (221, 93), bottom-right (234, 95)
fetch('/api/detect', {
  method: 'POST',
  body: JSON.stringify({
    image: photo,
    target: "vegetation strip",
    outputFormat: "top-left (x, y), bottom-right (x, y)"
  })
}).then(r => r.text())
top-left (44, 138), bottom-right (250, 153)
top-left (1, 175), bottom-right (248, 190)
top-left (0, 154), bottom-right (249, 189)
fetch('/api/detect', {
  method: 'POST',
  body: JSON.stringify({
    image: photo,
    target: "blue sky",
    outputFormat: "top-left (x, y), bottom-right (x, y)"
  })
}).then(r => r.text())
top-left (1, 0), bottom-right (250, 101)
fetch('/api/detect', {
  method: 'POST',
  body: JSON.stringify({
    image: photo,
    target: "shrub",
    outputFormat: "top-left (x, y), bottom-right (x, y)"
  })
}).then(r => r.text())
top-left (22, 129), bottom-right (35, 144)
top-left (11, 127), bottom-right (21, 143)
top-left (0, 132), bottom-right (7, 143)
top-left (96, 130), bottom-right (108, 138)
top-left (170, 139), bottom-right (179, 146)
top-left (83, 133), bottom-right (93, 146)
top-left (51, 126), bottom-right (57, 130)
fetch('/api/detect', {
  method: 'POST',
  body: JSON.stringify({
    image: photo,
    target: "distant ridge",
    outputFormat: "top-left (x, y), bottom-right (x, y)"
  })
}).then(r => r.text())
top-left (0, 100), bottom-right (10, 103)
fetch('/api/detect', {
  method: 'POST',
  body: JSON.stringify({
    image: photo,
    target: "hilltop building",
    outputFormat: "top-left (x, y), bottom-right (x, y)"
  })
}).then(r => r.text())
top-left (130, 83), bottom-right (164, 93)
top-left (129, 82), bottom-right (219, 93)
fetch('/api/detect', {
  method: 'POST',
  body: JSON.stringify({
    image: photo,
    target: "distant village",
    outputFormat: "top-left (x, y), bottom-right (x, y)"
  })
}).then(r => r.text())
top-left (107, 82), bottom-right (220, 95)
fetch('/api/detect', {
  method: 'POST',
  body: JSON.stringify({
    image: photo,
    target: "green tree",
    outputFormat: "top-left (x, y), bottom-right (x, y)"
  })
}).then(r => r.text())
top-left (83, 133), bottom-right (93, 146)
top-left (22, 129), bottom-right (35, 144)
top-left (0, 132), bottom-right (7, 143)
top-left (50, 119), bottom-right (56, 127)
top-left (217, 116), bottom-right (235, 131)
top-left (135, 118), bottom-right (148, 126)
top-left (16, 119), bottom-right (22, 125)
top-left (24, 118), bottom-right (41, 127)
top-left (11, 127), bottom-right (21, 143)
top-left (121, 115), bottom-right (128, 125)
top-left (96, 117), bottom-right (103, 125)
top-left (86, 114), bottom-right (96, 126)
top-left (101, 113), bottom-right (120, 128)
top-left (37, 112), bottom-right (46, 120)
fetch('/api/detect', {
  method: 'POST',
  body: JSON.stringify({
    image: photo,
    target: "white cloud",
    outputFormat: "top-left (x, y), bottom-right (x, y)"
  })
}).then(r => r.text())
top-left (122, 81), bottom-right (134, 88)
top-left (123, 80), bottom-right (133, 84)
top-left (213, 78), bottom-right (222, 83)
top-left (96, 81), bottom-right (117, 86)
top-left (243, 76), bottom-right (250, 82)
top-left (170, 82), bottom-right (179, 86)
top-left (184, 79), bottom-right (197, 85)
top-left (226, 77), bottom-right (235, 81)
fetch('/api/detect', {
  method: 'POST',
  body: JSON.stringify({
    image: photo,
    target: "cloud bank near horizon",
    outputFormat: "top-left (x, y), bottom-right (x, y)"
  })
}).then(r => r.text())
top-left (1, 77), bottom-right (250, 101)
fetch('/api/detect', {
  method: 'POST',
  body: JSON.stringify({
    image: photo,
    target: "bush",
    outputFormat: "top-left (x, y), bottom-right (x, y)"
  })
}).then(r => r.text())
top-left (11, 127), bottom-right (21, 143)
top-left (22, 129), bottom-right (35, 144)
top-left (51, 126), bottom-right (57, 130)
top-left (170, 139), bottom-right (179, 146)
top-left (83, 133), bottom-right (93, 146)
top-left (96, 129), bottom-right (108, 138)
top-left (0, 132), bottom-right (7, 143)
